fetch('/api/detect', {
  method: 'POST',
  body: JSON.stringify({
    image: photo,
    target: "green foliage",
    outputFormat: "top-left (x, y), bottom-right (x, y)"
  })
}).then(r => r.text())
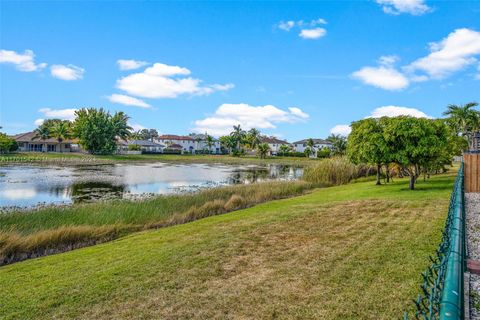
top-left (443, 102), bottom-right (479, 150)
top-left (316, 147), bottom-right (331, 158)
top-left (327, 134), bottom-right (347, 155)
top-left (278, 144), bottom-right (292, 156)
top-left (219, 135), bottom-right (237, 155)
top-left (245, 128), bottom-right (261, 150)
top-left (73, 108), bottom-right (132, 155)
top-left (256, 143), bottom-right (270, 159)
top-left (0, 133), bottom-right (18, 153)
top-left (127, 144), bottom-right (142, 151)
top-left (130, 129), bottom-right (158, 141)
top-left (303, 156), bottom-right (373, 186)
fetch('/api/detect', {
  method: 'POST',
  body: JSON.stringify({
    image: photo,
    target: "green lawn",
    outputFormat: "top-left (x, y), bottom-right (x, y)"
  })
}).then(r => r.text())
top-left (0, 173), bottom-right (455, 319)
top-left (0, 152), bottom-right (318, 165)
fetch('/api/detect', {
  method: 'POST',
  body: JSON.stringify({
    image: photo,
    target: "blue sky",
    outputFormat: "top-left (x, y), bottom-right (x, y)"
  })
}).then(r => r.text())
top-left (1, 0), bottom-right (479, 141)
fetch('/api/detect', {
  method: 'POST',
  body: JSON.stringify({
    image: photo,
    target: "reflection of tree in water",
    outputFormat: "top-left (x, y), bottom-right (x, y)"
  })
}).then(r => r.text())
top-left (227, 165), bottom-right (302, 184)
top-left (69, 182), bottom-right (125, 203)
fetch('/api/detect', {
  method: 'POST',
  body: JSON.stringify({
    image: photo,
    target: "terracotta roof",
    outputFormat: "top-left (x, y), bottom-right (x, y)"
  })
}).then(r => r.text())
top-left (166, 143), bottom-right (183, 149)
top-left (292, 138), bottom-right (332, 145)
top-left (157, 135), bottom-right (194, 141)
top-left (260, 136), bottom-right (289, 144)
top-left (13, 132), bottom-right (79, 144)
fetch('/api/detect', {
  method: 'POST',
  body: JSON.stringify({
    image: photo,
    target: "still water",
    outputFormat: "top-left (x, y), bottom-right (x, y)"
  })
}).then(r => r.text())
top-left (0, 162), bottom-right (303, 208)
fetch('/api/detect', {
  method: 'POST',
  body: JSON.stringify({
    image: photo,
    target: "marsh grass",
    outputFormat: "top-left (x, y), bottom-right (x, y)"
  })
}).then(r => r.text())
top-left (0, 181), bottom-right (313, 265)
top-left (303, 156), bottom-right (375, 186)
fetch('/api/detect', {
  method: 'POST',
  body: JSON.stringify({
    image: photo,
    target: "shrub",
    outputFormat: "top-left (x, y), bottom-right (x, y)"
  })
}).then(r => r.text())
top-left (128, 144), bottom-right (142, 151)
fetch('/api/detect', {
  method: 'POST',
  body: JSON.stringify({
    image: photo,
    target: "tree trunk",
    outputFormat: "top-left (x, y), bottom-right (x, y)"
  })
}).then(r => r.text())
top-left (384, 164), bottom-right (390, 183)
top-left (409, 175), bottom-right (415, 190)
top-left (376, 164), bottom-right (381, 185)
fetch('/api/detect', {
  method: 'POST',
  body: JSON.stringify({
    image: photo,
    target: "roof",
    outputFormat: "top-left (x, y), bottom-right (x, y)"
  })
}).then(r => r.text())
top-left (13, 132), bottom-right (79, 144)
top-left (157, 135), bottom-right (194, 141)
top-left (165, 143), bottom-right (183, 149)
top-left (292, 138), bottom-right (332, 145)
top-left (260, 136), bottom-right (289, 144)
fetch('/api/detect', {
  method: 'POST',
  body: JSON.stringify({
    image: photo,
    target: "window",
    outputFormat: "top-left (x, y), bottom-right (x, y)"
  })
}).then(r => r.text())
top-left (47, 144), bottom-right (56, 152)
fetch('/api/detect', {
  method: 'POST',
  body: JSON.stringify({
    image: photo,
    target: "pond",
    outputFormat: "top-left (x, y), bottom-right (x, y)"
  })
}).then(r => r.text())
top-left (0, 162), bottom-right (303, 209)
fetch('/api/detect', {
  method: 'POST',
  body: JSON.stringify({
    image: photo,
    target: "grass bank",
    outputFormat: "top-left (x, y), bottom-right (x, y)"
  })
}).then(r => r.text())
top-left (0, 181), bottom-right (314, 265)
top-left (0, 171), bottom-right (455, 319)
top-left (0, 152), bottom-right (318, 165)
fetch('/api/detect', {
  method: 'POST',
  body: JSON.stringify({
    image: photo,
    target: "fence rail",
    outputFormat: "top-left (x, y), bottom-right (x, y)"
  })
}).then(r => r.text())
top-left (404, 163), bottom-right (465, 320)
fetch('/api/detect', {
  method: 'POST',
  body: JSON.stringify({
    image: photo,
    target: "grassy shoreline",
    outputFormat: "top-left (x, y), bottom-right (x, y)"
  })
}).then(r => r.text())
top-left (0, 171), bottom-right (455, 319)
top-left (0, 152), bottom-right (319, 166)
top-left (0, 180), bottom-right (315, 265)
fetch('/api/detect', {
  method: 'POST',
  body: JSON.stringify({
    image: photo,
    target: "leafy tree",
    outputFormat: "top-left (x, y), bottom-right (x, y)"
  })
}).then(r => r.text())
top-left (73, 108), bottom-right (132, 154)
top-left (257, 143), bottom-right (270, 159)
top-left (50, 121), bottom-right (72, 152)
top-left (316, 147), bottom-right (331, 158)
top-left (382, 116), bottom-right (451, 190)
top-left (304, 146), bottom-right (312, 158)
top-left (0, 133), bottom-right (18, 153)
top-left (205, 134), bottom-right (215, 154)
top-left (347, 118), bottom-right (390, 185)
top-left (278, 144), bottom-right (292, 156)
top-left (443, 102), bottom-right (479, 150)
top-left (230, 125), bottom-right (246, 152)
top-left (246, 128), bottom-right (261, 150)
top-left (327, 134), bottom-right (347, 155)
top-left (219, 135), bottom-right (236, 155)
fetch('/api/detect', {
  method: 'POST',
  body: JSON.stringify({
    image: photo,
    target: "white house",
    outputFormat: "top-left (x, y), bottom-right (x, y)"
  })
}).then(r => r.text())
top-left (292, 138), bottom-right (332, 157)
top-left (260, 136), bottom-right (291, 155)
top-left (118, 140), bottom-right (165, 154)
top-left (155, 134), bottom-right (221, 154)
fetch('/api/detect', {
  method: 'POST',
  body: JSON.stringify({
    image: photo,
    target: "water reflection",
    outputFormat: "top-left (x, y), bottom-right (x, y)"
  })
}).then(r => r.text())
top-left (0, 163), bottom-right (303, 208)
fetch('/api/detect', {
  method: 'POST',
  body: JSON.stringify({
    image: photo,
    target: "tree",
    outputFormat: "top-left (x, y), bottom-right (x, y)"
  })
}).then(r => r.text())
top-left (205, 134), bottom-right (215, 154)
top-left (382, 116), bottom-right (451, 190)
top-left (257, 143), bottom-right (270, 159)
top-left (246, 128), bottom-right (261, 150)
top-left (304, 146), bottom-right (312, 158)
top-left (219, 135), bottom-right (236, 155)
top-left (230, 125), bottom-right (246, 152)
top-left (443, 102), bottom-right (479, 150)
top-left (327, 134), bottom-right (347, 155)
top-left (0, 133), bottom-right (18, 153)
top-left (278, 144), bottom-right (292, 156)
top-left (347, 118), bottom-right (390, 185)
top-left (306, 138), bottom-right (315, 157)
top-left (33, 123), bottom-right (51, 152)
top-left (50, 121), bottom-right (72, 153)
top-left (73, 108), bottom-right (132, 154)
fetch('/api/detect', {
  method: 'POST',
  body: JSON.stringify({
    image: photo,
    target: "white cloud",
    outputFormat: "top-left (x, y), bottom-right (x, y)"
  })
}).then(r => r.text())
top-left (0, 49), bottom-right (46, 72)
top-left (330, 125), bottom-right (351, 136)
top-left (117, 59), bottom-right (149, 70)
top-left (38, 108), bottom-right (77, 120)
top-left (108, 94), bottom-right (151, 109)
top-left (116, 62), bottom-right (233, 99)
top-left (192, 103), bottom-right (309, 136)
top-left (34, 119), bottom-right (45, 126)
top-left (50, 64), bottom-right (85, 80)
top-left (368, 105), bottom-right (431, 118)
top-left (376, 0), bottom-right (431, 15)
top-left (299, 28), bottom-right (327, 40)
top-left (407, 28), bottom-right (480, 79)
top-left (129, 123), bottom-right (146, 132)
top-left (352, 62), bottom-right (409, 90)
top-left (278, 21), bottom-right (295, 31)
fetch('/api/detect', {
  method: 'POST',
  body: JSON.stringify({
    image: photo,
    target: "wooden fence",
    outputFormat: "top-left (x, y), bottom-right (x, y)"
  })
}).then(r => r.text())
top-left (464, 153), bottom-right (480, 192)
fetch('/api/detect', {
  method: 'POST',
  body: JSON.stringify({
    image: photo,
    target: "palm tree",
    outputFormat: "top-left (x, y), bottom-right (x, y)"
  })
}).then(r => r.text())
top-left (219, 135), bottom-right (236, 155)
top-left (304, 146), bottom-right (312, 158)
top-left (50, 121), bottom-right (72, 152)
top-left (33, 125), bottom-right (51, 152)
top-left (230, 125), bottom-right (246, 151)
top-left (246, 128), bottom-right (261, 150)
top-left (278, 144), bottom-right (291, 156)
top-left (257, 143), bottom-right (270, 159)
top-left (327, 134), bottom-right (347, 156)
top-left (306, 138), bottom-right (315, 157)
top-left (443, 102), bottom-right (480, 150)
top-left (205, 134), bottom-right (214, 154)
top-left (111, 111), bottom-right (132, 141)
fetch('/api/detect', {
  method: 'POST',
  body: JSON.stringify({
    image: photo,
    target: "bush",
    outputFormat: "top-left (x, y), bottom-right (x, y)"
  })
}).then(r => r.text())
top-left (0, 134), bottom-right (18, 154)
top-left (128, 144), bottom-right (142, 151)
top-left (302, 157), bottom-right (374, 186)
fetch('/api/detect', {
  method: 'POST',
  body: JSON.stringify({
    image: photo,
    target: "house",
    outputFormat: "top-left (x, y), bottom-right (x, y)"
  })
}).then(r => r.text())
top-left (13, 132), bottom-right (81, 153)
top-left (162, 143), bottom-right (183, 154)
top-left (155, 134), bottom-right (222, 154)
top-left (292, 138), bottom-right (333, 157)
top-left (259, 136), bottom-right (291, 155)
top-left (188, 133), bottom-right (222, 154)
top-left (118, 140), bottom-right (165, 154)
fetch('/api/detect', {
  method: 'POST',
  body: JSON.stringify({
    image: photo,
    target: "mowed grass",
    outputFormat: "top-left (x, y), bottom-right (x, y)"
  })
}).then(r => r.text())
top-left (0, 172), bottom-right (455, 319)
top-left (0, 152), bottom-right (318, 165)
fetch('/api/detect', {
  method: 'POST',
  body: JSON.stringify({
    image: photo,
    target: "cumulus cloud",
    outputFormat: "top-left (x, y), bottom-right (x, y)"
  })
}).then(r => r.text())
top-left (129, 123), bottom-right (147, 132)
top-left (34, 108), bottom-right (78, 126)
top-left (115, 62), bottom-right (234, 99)
top-left (330, 124), bottom-right (351, 136)
top-left (299, 28), bottom-right (327, 40)
top-left (0, 49), bottom-right (46, 72)
top-left (50, 64), bottom-right (85, 80)
top-left (407, 28), bottom-right (480, 79)
top-left (367, 105), bottom-right (431, 118)
top-left (351, 55), bottom-right (409, 90)
top-left (108, 94), bottom-right (151, 109)
top-left (192, 103), bottom-right (309, 136)
top-left (117, 59), bottom-right (149, 70)
top-left (376, 0), bottom-right (431, 15)
top-left (277, 18), bottom-right (328, 40)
